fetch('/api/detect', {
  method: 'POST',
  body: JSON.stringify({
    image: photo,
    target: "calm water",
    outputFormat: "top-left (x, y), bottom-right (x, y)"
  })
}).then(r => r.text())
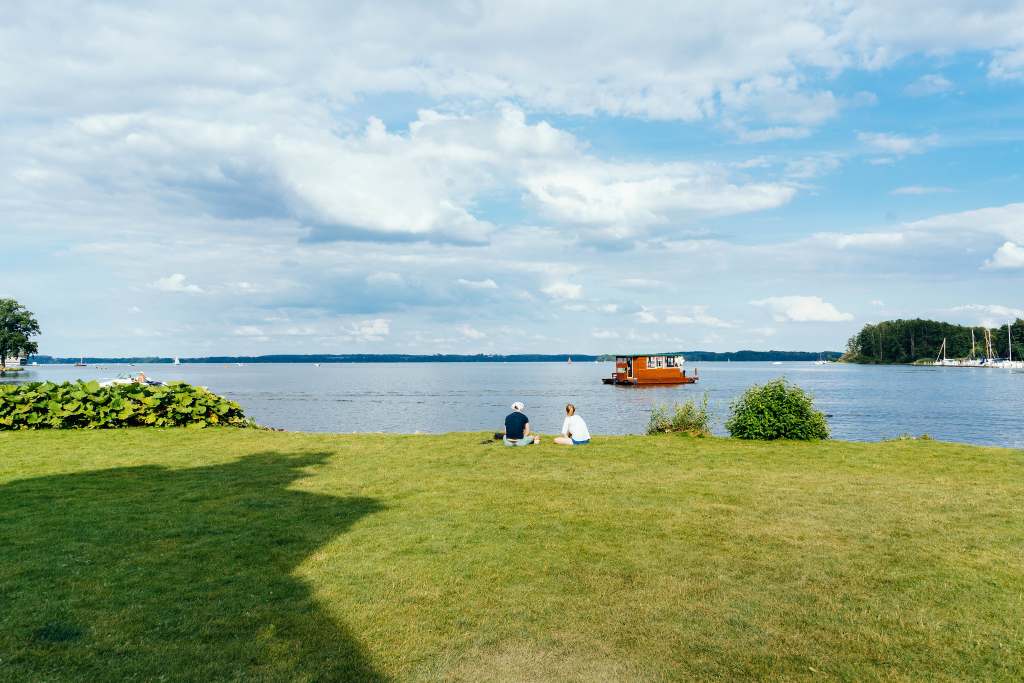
top-left (4, 361), bottom-right (1023, 447)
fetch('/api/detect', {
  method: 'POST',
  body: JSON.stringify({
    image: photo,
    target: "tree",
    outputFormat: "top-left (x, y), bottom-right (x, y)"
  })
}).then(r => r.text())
top-left (0, 299), bottom-right (41, 369)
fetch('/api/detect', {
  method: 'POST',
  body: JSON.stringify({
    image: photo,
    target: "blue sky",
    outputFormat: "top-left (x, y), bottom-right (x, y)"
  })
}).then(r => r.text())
top-left (2, 1), bottom-right (1023, 356)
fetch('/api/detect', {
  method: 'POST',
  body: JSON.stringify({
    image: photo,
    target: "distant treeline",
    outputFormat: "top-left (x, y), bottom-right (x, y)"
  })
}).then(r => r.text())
top-left (844, 318), bottom-right (1024, 364)
top-left (30, 350), bottom-right (841, 364)
top-left (30, 354), bottom-right (599, 364)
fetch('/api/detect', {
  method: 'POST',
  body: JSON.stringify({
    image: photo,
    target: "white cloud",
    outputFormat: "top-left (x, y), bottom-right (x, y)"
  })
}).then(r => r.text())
top-left (870, 299), bottom-right (885, 306)
top-left (783, 154), bottom-right (842, 180)
top-left (592, 329), bottom-right (620, 339)
top-left (457, 324), bottom-right (486, 340)
top-left (890, 185), bottom-right (953, 196)
top-left (903, 203), bottom-right (1024, 244)
top-left (457, 278), bottom-right (498, 289)
top-left (665, 306), bottom-right (734, 328)
top-left (349, 318), bottom-right (390, 342)
top-left (635, 310), bottom-right (659, 324)
top-left (233, 326), bottom-right (266, 337)
top-left (524, 161), bottom-right (795, 228)
top-left (989, 48), bottom-right (1024, 81)
top-left (152, 273), bottom-right (203, 294)
top-left (904, 74), bottom-right (954, 96)
top-left (831, 232), bottom-right (906, 249)
top-left (751, 296), bottom-right (853, 322)
top-left (618, 278), bottom-right (665, 289)
top-left (858, 132), bottom-right (940, 156)
top-left (541, 282), bottom-right (583, 300)
top-left (983, 242), bottom-right (1024, 270)
top-left (950, 303), bottom-right (1024, 319)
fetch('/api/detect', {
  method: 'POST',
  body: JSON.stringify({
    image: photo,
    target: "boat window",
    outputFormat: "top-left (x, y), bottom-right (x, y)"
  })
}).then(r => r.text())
top-left (665, 356), bottom-right (678, 367)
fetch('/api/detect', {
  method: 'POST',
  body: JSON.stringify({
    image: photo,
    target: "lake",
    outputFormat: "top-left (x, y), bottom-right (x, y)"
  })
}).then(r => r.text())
top-left (5, 361), bottom-right (1023, 447)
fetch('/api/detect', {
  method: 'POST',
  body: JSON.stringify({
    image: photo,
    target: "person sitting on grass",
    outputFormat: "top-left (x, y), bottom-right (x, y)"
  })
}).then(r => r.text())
top-left (504, 401), bottom-right (539, 446)
top-left (553, 403), bottom-right (591, 446)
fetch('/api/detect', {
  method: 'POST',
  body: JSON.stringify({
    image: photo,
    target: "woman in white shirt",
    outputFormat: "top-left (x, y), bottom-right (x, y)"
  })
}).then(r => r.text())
top-left (554, 403), bottom-right (591, 446)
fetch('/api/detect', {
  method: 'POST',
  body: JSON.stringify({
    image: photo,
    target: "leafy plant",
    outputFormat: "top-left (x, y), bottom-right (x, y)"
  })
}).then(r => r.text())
top-left (725, 379), bottom-right (829, 440)
top-left (0, 381), bottom-right (257, 431)
top-left (646, 393), bottom-right (712, 436)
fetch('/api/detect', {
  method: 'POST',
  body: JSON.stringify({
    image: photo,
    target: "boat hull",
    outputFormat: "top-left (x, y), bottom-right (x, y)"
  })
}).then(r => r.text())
top-left (602, 376), bottom-right (698, 386)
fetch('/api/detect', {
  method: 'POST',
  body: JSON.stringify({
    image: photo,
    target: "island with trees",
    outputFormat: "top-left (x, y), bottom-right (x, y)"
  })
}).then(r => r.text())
top-left (843, 318), bottom-right (1024, 364)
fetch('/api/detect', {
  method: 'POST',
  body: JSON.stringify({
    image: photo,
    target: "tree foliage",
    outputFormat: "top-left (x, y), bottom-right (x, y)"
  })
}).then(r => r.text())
top-left (0, 299), bottom-right (41, 368)
top-left (0, 381), bottom-right (256, 430)
top-left (725, 379), bottom-right (829, 441)
top-left (844, 318), bottom-right (1024, 364)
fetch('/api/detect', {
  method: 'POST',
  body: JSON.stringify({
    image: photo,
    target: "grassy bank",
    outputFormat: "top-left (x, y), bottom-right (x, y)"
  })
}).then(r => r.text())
top-left (1, 430), bottom-right (1022, 680)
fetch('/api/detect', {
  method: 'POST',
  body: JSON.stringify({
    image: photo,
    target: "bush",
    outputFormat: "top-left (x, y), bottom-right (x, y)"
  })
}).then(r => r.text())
top-left (725, 379), bottom-right (829, 440)
top-left (0, 381), bottom-right (255, 430)
top-left (646, 393), bottom-right (712, 436)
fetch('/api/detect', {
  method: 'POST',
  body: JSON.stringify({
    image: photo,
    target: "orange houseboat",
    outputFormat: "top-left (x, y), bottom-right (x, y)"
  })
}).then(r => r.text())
top-left (602, 353), bottom-right (698, 386)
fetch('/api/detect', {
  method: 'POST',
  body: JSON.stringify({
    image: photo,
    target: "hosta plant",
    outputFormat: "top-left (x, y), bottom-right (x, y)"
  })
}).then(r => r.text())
top-left (0, 381), bottom-right (255, 430)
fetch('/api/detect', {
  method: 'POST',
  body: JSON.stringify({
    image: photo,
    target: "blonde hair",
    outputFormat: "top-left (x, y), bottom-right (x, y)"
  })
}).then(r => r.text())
top-left (565, 403), bottom-right (576, 416)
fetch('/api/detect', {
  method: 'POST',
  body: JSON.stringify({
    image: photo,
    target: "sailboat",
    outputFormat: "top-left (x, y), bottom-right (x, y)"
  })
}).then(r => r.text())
top-left (933, 339), bottom-right (959, 366)
top-left (173, 356), bottom-right (181, 365)
top-left (993, 323), bottom-right (1024, 369)
top-left (74, 357), bottom-right (87, 367)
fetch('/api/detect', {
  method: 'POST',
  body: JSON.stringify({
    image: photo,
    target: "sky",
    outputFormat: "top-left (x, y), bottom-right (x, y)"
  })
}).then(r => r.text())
top-left (2, 1), bottom-right (1023, 356)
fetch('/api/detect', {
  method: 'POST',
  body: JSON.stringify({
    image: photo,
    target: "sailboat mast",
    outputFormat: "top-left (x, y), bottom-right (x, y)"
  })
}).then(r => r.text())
top-left (1009, 323), bottom-right (1013, 362)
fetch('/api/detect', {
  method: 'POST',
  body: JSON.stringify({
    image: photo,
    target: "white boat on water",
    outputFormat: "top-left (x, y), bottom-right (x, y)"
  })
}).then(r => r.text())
top-left (173, 356), bottom-right (181, 365)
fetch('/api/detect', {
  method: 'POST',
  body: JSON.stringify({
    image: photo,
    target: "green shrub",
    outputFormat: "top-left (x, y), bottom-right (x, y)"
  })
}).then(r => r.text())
top-left (0, 381), bottom-right (255, 430)
top-left (646, 393), bottom-right (712, 436)
top-left (725, 379), bottom-right (829, 440)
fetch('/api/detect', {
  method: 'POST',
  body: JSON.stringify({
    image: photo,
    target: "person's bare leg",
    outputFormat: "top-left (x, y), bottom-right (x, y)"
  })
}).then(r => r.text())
top-left (553, 436), bottom-right (573, 445)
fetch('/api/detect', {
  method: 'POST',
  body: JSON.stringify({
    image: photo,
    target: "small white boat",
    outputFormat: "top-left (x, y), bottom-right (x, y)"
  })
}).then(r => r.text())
top-left (771, 361), bottom-right (783, 366)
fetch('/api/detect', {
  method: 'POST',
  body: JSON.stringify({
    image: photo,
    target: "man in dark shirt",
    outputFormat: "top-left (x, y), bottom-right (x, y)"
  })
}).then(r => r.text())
top-left (503, 401), bottom-right (539, 446)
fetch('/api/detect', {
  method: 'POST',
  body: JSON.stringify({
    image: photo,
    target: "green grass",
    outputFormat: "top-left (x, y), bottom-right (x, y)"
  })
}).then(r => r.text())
top-left (1, 430), bottom-right (1023, 681)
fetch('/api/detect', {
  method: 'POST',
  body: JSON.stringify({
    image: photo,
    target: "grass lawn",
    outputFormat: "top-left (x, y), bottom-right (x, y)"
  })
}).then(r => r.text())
top-left (1, 430), bottom-right (1022, 681)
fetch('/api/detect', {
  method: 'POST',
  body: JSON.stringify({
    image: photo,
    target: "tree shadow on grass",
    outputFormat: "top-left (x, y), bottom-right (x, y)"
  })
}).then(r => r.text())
top-left (0, 451), bottom-right (384, 681)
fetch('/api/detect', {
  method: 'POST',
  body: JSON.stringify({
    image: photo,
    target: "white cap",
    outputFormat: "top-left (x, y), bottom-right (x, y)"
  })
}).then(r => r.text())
top-left (511, 401), bottom-right (525, 412)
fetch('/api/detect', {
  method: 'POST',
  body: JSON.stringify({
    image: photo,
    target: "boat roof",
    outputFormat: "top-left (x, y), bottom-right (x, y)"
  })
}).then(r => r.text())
top-left (612, 352), bottom-right (685, 357)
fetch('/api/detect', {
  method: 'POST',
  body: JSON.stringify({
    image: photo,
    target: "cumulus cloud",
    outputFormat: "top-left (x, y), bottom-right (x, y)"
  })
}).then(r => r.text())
top-left (152, 274), bottom-right (203, 294)
top-left (890, 185), bottom-right (953, 195)
top-left (457, 278), bottom-right (498, 289)
top-left (951, 304), bottom-right (1024, 320)
top-left (989, 48), bottom-right (1024, 80)
top-left (858, 131), bottom-right (940, 156)
top-left (904, 74), bottom-right (954, 96)
top-left (347, 318), bottom-right (390, 342)
top-left (592, 329), bottom-right (620, 339)
top-left (751, 296), bottom-right (853, 322)
top-left (983, 242), bottom-right (1024, 270)
top-left (665, 306), bottom-right (735, 328)
top-left (457, 324), bottom-right (486, 339)
top-left (541, 282), bottom-right (583, 300)
top-left (524, 161), bottom-right (795, 229)
top-left (635, 310), bottom-right (659, 324)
